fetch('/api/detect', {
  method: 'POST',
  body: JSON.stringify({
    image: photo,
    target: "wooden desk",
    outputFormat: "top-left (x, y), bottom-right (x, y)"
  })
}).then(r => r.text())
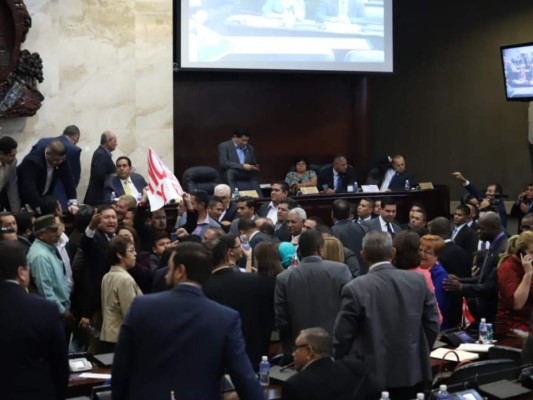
top-left (67, 366), bottom-right (282, 399)
top-left (162, 185), bottom-right (450, 228)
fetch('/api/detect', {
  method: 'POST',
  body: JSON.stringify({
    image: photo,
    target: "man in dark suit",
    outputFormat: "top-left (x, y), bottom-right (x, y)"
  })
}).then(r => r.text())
top-left (103, 156), bottom-right (147, 202)
top-left (84, 131), bottom-right (117, 205)
top-left (238, 217), bottom-right (271, 249)
top-left (214, 183), bottom-right (237, 227)
top-left (444, 211), bottom-right (507, 322)
top-left (203, 234), bottom-right (274, 367)
top-left (361, 197), bottom-right (402, 235)
top-left (17, 140), bottom-right (77, 212)
top-left (112, 242), bottom-right (263, 400)
top-left (31, 125), bottom-right (82, 208)
top-left (0, 136), bottom-right (21, 212)
top-left (452, 171), bottom-right (507, 228)
top-left (375, 155), bottom-right (415, 192)
top-left (275, 198), bottom-right (297, 242)
top-left (452, 204), bottom-right (479, 255)
top-left (275, 230), bottom-right (352, 362)
top-left (510, 183), bottom-right (533, 233)
top-left (317, 155), bottom-right (357, 194)
top-left (0, 241), bottom-right (69, 400)
top-left (282, 327), bottom-right (374, 400)
top-left (331, 198), bottom-right (367, 274)
top-left (258, 181), bottom-right (289, 224)
top-left (334, 231), bottom-right (439, 398)
top-left (428, 216), bottom-right (473, 327)
top-left (218, 128), bottom-right (261, 194)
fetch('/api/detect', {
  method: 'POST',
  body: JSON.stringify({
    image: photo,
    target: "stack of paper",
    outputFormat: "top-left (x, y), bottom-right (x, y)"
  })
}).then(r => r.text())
top-left (456, 343), bottom-right (494, 353)
top-left (430, 347), bottom-right (480, 362)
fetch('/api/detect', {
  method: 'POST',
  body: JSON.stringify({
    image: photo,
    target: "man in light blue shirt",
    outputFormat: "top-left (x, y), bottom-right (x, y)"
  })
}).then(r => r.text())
top-left (28, 215), bottom-right (73, 325)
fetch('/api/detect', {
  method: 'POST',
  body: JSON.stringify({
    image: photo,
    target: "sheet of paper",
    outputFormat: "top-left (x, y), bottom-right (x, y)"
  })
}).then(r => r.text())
top-left (456, 343), bottom-right (494, 353)
top-left (78, 372), bottom-right (111, 379)
top-left (430, 347), bottom-right (479, 361)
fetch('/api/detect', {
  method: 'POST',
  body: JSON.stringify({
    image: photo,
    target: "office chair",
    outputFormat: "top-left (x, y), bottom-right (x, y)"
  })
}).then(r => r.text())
top-left (92, 384), bottom-right (112, 400)
top-left (487, 345), bottom-right (522, 365)
top-left (445, 359), bottom-right (519, 387)
top-left (182, 166), bottom-right (221, 194)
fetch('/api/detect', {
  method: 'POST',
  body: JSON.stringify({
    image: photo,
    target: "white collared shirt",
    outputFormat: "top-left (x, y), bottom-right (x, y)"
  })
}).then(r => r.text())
top-left (266, 201), bottom-right (278, 224)
top-left (379, 215), bottom-right (394, 233)
top-left (379, 168), bottom-right (395, 191)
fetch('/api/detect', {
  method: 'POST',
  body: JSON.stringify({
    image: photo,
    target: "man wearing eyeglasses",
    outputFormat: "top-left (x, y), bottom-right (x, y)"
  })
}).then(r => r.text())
top-left (281, 327), bottom-right (373, 400)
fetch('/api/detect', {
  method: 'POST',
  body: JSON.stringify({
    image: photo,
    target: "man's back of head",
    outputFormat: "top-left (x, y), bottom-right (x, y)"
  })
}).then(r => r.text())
top-left (167, 242), bottom-right (213, 287)
top-left (332, 199), bottom-right (351, 221)
top-left (298, 230), bottom-right (324, 258)
top-left (428, 217), bottom-right (452, 239)
top-left (361, 231), bottom-right (394, 265)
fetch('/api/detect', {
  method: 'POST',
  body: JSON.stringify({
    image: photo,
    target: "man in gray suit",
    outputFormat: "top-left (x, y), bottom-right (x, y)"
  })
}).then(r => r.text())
top-left (275, 230), bottom-right (352, 363)
top-left (362, 197), bottom-right (401, 235)
top-left (334, 231), bottom-right (439, 398)
top-left (217, 128), bottom-right (261, 194)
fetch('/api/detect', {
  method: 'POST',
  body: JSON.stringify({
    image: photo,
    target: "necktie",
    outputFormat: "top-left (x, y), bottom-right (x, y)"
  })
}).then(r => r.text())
top-left (334, 174), bottom-right (342, 192)
top-left (386, 223), bottom-right (394, 235)
top-left (124, 180), bottom-right (132, 195)
top-left (452, 227), bottom-right (458, 239)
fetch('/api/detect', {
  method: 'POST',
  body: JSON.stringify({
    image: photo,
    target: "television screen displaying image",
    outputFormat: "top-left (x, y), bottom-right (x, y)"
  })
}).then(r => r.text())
top-left (500, 41), bottom-right (533, 101)
top-left (178, 0), bottom-right (393, 73)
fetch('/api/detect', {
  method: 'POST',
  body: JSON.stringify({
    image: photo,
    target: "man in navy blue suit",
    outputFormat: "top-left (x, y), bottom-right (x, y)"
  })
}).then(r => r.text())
top-left (0, 241), bottom-right (69, 400)
top-left (31, 125), bottom-right (81, 208)
top-left (112, 242), bottom-right (263, 400)
top-left (103, 156), bottom-right (147, 202)
top-left (17, 140), bottom-right (77, 213)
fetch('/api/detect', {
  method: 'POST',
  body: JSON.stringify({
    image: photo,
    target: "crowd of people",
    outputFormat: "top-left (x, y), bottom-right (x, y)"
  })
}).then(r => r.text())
top-left (2, 127), bottom-right (533, 400)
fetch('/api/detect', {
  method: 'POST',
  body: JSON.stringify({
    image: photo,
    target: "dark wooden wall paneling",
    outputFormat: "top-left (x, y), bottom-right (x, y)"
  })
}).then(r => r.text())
top-left (173, 72), bottom-right (370, 184)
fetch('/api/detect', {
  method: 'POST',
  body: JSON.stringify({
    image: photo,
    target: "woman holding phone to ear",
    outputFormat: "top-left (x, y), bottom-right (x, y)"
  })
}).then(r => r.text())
top-left (495, 231), bottom-right (533, 336)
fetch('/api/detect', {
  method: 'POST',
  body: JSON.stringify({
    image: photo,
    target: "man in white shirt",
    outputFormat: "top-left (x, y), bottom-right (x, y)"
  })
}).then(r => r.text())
top-left (258, 181), bottom-right (289, 224)
top-left (361, 197), bottom-right (402, 235)
top-left (103, 156), bottom-right (147, 203)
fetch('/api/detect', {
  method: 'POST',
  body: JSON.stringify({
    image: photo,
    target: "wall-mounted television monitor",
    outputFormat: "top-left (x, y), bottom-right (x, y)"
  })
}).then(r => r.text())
top-left (500, 41), bottom-right (533, 101)
top-left (177, 0), bottom-right (393, 73)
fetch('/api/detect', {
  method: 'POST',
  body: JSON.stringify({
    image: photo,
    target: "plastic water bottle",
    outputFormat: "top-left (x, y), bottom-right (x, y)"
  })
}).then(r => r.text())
top-left (416, 393), bottom-right (425, 400)
top-left (353, 181), bottom-right (359, 193)
top-left (404, 179), bottom-right (410, 191)
top-left (259, 355), bottom-right (270, 386)
top-left (232, 187), bottom-right (240, 201)
top-left (240, 235), bottom-right (251, 251)
top-left (478, 317), bottom-right (488, 343)
top-left (436, 384), bottom-right (450, 400)
top-left (110, 191), bottom-right (116, 202)
top-left (380, 391), bottom-right (390, 400)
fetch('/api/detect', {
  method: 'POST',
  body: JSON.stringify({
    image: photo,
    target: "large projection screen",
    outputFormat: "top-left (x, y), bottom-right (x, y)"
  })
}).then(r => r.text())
top-left (178, 0), bottom-right (393, 73)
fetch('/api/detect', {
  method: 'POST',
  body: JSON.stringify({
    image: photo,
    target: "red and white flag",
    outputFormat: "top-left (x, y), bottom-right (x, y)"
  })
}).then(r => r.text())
top-left (147, 148), bottom-right (183, 211)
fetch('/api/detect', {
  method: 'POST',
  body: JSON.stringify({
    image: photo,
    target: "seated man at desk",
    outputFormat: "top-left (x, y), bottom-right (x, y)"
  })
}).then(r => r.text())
top-left (315, 0), bottom-right (366, 24)
top-left (317, 155), bottom-right (357, 194)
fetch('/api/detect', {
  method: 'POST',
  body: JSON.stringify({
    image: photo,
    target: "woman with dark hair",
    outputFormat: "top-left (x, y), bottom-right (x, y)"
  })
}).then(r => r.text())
top-left (254, 241), bottom-right (283, 279)
top-left (117, 225), bottom-right (153, 294)
top-left (100, 236), bottom-right (142, 352)
top-left (284, 158), bottom-right (318, 190)
top-left (393, 231), bottom-right (442, 325)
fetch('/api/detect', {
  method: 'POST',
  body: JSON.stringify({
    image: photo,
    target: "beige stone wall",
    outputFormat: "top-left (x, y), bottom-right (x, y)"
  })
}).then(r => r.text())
top-left (0, 0), bottom-right (173, 201)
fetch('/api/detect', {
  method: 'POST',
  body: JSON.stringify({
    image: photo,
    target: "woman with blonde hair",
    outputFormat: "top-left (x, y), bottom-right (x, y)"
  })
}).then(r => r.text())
top-left (496, 231), bottom-right (533, 336)
top-left (323, 236), bottom-right (344, 263)
top-left (419, 234), bottom-right (450, 329)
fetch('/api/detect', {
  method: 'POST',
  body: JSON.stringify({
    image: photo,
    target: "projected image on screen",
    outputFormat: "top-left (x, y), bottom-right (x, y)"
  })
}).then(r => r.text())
top-left (179, 0), bottom-right (393, 73)
top-left (501, 43), bottom-right (533, 100)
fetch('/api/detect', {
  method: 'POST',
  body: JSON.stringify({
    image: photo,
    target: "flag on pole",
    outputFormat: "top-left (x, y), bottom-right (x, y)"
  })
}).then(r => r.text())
top-left (147, 148), bottom-right (183, 211)
top-left (461, 297), bottom-right (475, 328)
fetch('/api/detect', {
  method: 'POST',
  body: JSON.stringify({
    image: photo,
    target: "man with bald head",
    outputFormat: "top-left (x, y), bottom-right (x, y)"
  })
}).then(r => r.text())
top-left (17, 140), bottom-right (77, 212)
top-left (317, 155), bottom-right (357, 194)
top-left (84, 131), bottom-right (117, 205)
top-left (379, 154), bottom-right (415, 191)
top-left (443, 211), bottom-right (507, 322)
